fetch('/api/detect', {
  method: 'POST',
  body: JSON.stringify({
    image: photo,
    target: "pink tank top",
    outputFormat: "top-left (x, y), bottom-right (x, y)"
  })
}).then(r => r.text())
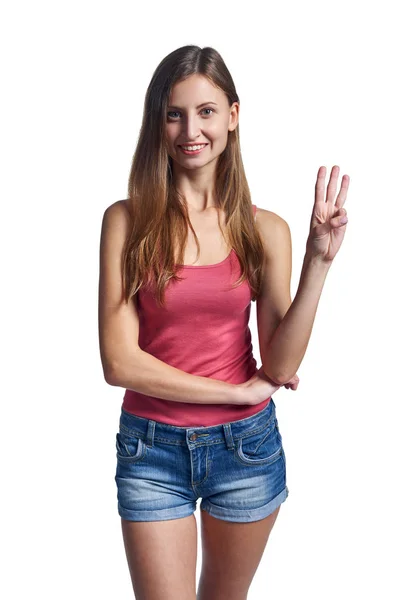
top-left (121, 204), bottom-right (271, 426)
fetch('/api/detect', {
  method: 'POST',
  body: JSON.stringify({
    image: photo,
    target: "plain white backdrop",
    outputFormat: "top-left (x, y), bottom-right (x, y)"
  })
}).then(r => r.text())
top-left (1, 0), bottom-right (399, 598)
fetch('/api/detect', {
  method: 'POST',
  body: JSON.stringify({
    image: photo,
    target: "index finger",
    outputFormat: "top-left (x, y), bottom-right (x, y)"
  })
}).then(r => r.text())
top-left (314, 166), bottom-right (327, 206)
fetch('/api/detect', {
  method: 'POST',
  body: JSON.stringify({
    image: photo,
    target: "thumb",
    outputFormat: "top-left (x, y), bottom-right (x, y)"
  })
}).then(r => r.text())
top-left (330, 208), bottom-right (348, 228)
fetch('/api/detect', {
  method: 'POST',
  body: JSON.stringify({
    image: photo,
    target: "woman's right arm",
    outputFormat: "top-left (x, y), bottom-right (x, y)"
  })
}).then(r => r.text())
top-left (109, 348), bottom-right (259, 405)
top-left (98, 201), bottom-right (278, 406)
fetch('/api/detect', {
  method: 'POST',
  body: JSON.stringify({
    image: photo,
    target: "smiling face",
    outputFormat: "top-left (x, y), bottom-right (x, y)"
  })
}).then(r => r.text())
top-left (165, 74), bottom-right (239, 171)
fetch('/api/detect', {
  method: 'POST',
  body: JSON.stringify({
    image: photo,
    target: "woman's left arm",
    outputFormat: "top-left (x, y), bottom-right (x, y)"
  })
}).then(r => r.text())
top-left (262, 165), bottom-right (350, 384)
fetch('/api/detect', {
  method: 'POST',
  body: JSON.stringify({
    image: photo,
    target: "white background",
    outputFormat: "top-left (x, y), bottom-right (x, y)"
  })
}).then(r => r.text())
top-left (1, 0), bottom-right (399, 598)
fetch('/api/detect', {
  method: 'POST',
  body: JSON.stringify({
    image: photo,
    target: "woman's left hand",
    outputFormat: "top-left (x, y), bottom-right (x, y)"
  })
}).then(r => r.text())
top-left (306, 165), bottom-right (350, 263)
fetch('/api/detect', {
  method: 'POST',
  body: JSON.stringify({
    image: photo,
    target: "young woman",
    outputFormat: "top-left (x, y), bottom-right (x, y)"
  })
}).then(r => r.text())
top-left (98, 45), bottom-right (350, 600)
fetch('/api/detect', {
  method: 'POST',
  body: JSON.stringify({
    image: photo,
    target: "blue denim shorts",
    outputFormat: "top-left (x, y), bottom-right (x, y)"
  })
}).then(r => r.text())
top-left (114, 397), bottom-right (289, 523)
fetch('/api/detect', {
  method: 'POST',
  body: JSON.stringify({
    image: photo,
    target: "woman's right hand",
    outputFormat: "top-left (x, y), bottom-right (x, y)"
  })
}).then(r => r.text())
top-left (237, 369), bottom-right (300, 405)
top-left (283, 373), bottom-right (300, 390)
top-left (236, 367), bottom-right (282, 405)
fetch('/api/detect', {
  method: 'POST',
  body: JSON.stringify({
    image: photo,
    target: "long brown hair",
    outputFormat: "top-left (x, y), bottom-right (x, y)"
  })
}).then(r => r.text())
top-left (122, 45), bottom-right (265, 308)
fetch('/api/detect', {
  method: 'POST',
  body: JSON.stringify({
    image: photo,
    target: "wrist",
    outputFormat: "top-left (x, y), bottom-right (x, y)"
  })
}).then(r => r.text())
top-left (233, 383), bottom-right (247, 404)
top-left (303, 252), bottom-right (332, 272)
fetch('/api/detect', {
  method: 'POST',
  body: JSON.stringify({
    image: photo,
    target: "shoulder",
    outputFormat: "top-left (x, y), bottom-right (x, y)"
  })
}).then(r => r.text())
top-left (100, 200), bottom-right (132, 245)
top-left (104, 198), bottom-right (131, 215)
top-left (254, 207), bottom-right (292, 258)
top-left (102, 199), bottom-right (131, 224)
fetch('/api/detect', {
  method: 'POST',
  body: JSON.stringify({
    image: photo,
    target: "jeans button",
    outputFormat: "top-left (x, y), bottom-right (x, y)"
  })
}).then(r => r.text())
top-left (189, 433), bottom-right (198, 441)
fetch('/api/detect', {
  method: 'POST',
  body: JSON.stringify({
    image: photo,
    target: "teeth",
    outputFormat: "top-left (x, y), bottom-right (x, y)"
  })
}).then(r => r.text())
top-left (181, 144), bottom-right (206, 151)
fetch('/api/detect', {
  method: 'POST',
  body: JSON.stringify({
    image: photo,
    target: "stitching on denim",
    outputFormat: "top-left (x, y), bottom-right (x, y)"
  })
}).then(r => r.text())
top-left (116, 435), bottom-right (147, 462)
top-left (235, 445), bottom-right (282, 467)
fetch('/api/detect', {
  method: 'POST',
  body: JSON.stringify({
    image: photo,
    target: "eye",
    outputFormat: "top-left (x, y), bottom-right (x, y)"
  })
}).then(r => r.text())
top-left (167, 108), bottom-right (215, 120)
top-left (167, 111), bottom-right (180, 119)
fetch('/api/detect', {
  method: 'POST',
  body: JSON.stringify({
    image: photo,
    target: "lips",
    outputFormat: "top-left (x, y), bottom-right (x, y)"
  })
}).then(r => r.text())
top-left (178, 143), bottom-right (209, 156)
top-left (178, 143), bottom-right (208, 148)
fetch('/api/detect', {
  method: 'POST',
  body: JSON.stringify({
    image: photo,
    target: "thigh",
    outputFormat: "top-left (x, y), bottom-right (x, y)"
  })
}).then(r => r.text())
top-left (197, 506), bottom-right (281, 600)
top-left (121, 514), bottom-right (198, 600)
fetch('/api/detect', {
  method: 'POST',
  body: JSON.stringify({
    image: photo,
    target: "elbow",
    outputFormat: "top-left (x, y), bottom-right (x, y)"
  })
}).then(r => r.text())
top-left (262, 366), bottom-right (295, 386)
top-left (276, 371), bottom-right (298, 385)
top-left (103, 361), bottom-right (122, 387)
top-left (261, 350), bottom-right (292, 385)
top-left (276, 373), bottom-right (296, 385)
top-left (104, 369), bottom-right (118, 386)
top-left (105, 373), bottom-right (119, 387)
top-left (103, 349), bottom-right (142, 387)
top-left (261, 366), bottom-right (284, 386)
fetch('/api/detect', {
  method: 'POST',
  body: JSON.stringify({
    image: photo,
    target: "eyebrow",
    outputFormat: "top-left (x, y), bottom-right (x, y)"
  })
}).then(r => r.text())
top-left (167, 101), bottom-right (218, 109)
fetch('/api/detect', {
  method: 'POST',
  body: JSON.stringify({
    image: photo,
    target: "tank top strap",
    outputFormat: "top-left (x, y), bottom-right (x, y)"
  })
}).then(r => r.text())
top-left (252, 203), bottom-right (257, 221)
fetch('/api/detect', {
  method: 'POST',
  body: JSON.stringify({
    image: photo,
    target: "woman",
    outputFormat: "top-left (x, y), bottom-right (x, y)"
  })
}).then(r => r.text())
top-left (98, 45), bottom-right (349, 600)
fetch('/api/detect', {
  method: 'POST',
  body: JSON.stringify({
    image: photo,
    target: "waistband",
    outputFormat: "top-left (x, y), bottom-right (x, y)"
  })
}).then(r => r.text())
top-left (119, 398), bottom-right (276, 451)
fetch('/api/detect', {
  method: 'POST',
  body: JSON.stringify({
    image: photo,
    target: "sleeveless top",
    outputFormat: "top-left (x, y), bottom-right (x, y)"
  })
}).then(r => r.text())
top-left (121, 203), bottom-right (271, 426)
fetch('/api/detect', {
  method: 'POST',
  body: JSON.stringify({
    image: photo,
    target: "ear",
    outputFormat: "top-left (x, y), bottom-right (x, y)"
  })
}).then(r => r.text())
top-left (228, 102), bottom-right (239, 131)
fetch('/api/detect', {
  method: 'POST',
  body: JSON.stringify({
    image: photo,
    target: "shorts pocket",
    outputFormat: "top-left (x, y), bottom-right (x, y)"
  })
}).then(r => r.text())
top-left (116, 430), bottom-right (147, 463)
top-left (235, 417), bottom-right (282, 466)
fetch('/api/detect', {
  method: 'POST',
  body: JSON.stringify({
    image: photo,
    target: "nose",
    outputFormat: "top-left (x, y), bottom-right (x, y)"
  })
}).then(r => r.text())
top-left (182, 114), bottom-right (201, 141)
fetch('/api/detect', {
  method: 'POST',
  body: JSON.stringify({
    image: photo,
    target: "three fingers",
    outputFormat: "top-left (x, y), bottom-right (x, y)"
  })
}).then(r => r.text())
top-left (315, 165), bottom-right (350, 209)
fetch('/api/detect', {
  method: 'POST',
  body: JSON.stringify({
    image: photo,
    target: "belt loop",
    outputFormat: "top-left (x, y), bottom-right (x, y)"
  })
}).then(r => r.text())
top-left (146, 419), bottom-right (155, 447)
top-left (223, 423), bottom-right (235, 450)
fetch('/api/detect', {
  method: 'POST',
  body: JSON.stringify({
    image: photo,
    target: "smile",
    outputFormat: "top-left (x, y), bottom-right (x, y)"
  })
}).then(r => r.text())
top-left (178, 144), bottom-right (208, 155)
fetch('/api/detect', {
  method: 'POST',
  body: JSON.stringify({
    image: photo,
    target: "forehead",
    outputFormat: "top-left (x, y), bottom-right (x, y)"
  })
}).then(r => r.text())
top-left (168, 74), bottom-right (226, 107)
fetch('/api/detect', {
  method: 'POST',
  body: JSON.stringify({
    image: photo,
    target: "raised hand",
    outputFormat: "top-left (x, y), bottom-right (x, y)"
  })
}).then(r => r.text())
top-left (306, 165), bottom-right (350, 263)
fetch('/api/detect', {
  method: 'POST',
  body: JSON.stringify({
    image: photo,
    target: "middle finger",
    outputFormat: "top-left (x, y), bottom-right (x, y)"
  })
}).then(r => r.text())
top-left (326, 165), bottom-right (340, 204)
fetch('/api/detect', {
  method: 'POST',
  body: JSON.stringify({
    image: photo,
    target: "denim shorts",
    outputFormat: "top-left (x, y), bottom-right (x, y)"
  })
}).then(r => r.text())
top-left (114, 397), bottom-right (289, 523)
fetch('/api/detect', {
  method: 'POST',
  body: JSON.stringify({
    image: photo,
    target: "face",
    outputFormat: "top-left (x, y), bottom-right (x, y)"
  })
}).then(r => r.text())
top-left (165, 74), bottom-right (239, 170)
